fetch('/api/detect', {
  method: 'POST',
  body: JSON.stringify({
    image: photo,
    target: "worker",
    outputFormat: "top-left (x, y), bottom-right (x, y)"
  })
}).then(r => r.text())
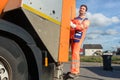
top-left (64, 4), bottom-right (90, 79)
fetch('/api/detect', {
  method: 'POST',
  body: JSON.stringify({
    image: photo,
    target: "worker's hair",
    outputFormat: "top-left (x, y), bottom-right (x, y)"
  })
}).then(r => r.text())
top-left (80, 4), bottom-right (88, 11)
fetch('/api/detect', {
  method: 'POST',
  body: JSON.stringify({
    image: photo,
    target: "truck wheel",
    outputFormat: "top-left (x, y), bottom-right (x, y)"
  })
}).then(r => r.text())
top-left (0, 36), bottom-right (28, 80)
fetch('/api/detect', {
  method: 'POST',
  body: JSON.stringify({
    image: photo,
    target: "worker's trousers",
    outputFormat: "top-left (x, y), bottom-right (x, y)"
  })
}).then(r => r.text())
top-left (70, 40), bottom-right (80, 74)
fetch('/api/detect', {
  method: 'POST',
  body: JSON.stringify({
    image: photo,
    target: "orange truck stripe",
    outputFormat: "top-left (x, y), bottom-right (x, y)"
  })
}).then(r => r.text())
top-left (0, 0), bottom-right (8, 14)
top-left (58, 0), bottom-right (76, 62)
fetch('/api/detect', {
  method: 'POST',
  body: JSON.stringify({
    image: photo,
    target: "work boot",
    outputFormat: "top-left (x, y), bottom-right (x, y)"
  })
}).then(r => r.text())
top-left (63, 72), bottom-right (80, 80)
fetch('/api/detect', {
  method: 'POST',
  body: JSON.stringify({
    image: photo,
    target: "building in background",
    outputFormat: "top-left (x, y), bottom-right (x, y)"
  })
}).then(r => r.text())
top-left (83, 44), bottom-right (103, 56)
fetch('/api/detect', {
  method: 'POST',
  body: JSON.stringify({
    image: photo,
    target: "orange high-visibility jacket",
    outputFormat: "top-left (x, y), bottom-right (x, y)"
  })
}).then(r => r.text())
top-left (70, 18), bottom-right (88, 40)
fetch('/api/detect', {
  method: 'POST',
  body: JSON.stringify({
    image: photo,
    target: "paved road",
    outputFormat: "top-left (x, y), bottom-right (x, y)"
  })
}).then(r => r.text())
top-left (63, 62), bottom-right (120, 80)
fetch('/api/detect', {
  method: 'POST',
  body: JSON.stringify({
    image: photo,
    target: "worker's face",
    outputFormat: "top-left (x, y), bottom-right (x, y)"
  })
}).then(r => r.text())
top-left (79, 6), bottom-right (86, 15)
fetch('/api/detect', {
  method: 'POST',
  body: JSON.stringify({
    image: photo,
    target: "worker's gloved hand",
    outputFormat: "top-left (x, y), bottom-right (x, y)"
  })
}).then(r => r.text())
top-left (70, 21), bottom-right (76, 28)
top-left (70, 19), bottom-right (87, 31)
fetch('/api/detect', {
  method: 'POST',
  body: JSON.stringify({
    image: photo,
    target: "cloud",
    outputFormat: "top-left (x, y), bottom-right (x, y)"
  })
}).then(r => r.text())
top-left (86, 33), bottom-right (99, 39)
top-left (86, 30), bottom-right (102, 39)
top-left (105, 29), bottom-right (119, 35)
top-left (86, 12), bottom-right (120, 27)
top-left (86, 29), bottom-right (119, 40)
top-left (111, 17), bottom-right (120, 23)
top-left (89, 30), bottom-right (103, 34)
top-left (76, 8), bottom-right (120, 27)
top-left (87, 13), bottom-right (111, 27)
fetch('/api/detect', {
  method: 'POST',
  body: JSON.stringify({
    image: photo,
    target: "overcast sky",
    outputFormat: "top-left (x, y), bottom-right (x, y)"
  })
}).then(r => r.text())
top-left (76, 0), bottom-right (120, 51)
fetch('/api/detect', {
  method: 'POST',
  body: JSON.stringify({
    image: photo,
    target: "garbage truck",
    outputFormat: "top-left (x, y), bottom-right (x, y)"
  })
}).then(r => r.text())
top-left (0, 0), bottom-right (76, 80)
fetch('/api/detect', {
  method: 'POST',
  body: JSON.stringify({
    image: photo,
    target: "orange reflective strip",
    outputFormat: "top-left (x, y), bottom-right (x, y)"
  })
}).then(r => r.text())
top-left (58, 0), bottom-right (76, 62)
top-left (0, 0), bottom-right (8, 14)
top-left (72, 64), bottom-right (79, 68)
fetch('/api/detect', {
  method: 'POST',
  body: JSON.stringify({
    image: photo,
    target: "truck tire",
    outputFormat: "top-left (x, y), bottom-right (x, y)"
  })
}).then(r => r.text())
top-left (0, 36), bottom-right (28, 80)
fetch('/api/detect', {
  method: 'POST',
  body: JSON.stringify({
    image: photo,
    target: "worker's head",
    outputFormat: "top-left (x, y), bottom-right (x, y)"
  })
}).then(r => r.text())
top-left (80, 4), bottom-right (88, 11)
top-left (79, 4), bottom-right (88, 15)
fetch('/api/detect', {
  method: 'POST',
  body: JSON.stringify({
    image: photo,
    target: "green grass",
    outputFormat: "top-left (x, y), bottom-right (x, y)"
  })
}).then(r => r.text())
top-left (112, 56), bottom-right (120, 64)
top-left (80, 55), bottom-right (120, 64)
top-left (81, 56), bottom-right (102, 63)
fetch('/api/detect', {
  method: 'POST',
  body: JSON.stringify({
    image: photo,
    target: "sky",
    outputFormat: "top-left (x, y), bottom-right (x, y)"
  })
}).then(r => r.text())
top-left (76, 0), bottom-right (120, 51)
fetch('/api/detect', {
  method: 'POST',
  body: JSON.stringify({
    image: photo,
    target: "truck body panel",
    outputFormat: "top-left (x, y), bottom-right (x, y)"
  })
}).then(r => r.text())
top-left (58, 0), bottom-right (76, 62)
top-left (23, 0), bottom-right (62, 23)
top-left (0, 0), bottom-right (76, 79)
top-left (0, 0), bottom-right (8, 14)
top-left (3, 0), bottom-right (62, 24)
top-left (22, 8), bottom-right (60, 61)
top-left (3, 0), bottom-right (21, 12)
top-left (1, 0), bottom-right (76, 62)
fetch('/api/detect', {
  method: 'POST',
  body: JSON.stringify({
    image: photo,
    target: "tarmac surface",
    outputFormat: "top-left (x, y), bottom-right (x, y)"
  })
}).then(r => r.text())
top-left (63, 62), bottom-right (120, 80)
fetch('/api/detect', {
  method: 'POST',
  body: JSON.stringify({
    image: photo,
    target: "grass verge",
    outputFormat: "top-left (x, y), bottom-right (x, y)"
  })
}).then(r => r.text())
top-left (80, 55), bottom-right (120, 64)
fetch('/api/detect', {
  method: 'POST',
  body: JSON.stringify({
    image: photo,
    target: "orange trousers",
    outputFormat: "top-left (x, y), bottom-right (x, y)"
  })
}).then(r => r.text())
top-left (70, 40), bottom-right (81, 74)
